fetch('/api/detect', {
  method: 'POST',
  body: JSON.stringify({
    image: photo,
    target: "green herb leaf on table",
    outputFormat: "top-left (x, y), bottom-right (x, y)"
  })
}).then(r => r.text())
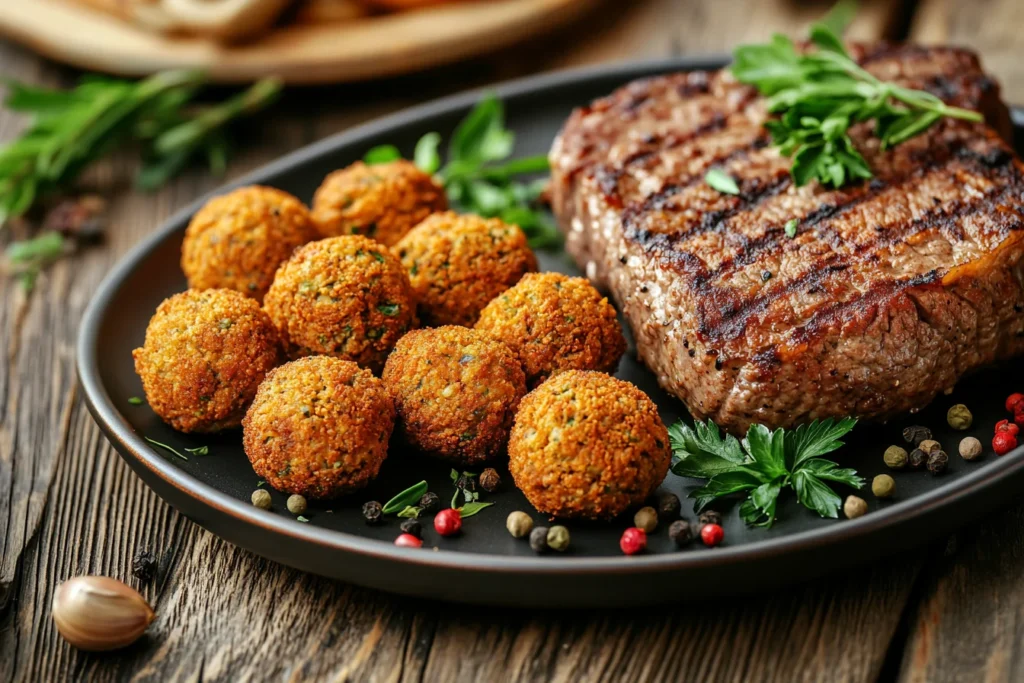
top-left (296, 516), bottom-right (310, 523)
top-left (382, 480), bottom-right (428, 515)
top-left (670, 417), bottom-right (862, 528)
top-left (144, 436), bottom-right (188, 461)
top-left (456, 501), bottom-right (494, 519)
top-left (128, 396), bottom-right (144, 405)
top-left (396, 505), bottom-right (422, 519)
top-left (730, 4), bottom-right (983, 189)
top-left (184, 445), bottom-right (209, 456)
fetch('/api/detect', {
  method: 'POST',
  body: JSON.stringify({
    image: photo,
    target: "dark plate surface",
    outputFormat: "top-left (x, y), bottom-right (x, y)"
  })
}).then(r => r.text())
top-left (77, 57), bottom-right (1024, 607)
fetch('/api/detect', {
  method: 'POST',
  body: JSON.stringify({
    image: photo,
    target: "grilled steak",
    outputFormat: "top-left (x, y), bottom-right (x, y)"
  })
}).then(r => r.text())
top-left (550, 44), bottom-right (1024, 433)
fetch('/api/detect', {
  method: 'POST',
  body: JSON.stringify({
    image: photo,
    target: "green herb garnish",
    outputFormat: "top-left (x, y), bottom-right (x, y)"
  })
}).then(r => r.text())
top-left (364, 94), bottom-right (557, 248)
top-left (704, 169), bottom-right (740, 195)
top-left (784, 218), bottom-right (798, 238)
top-left (457, 501), bottom-right (494, 518)
top-left (128, 396), bottom-right (144, 405)
top-left (669, 417), bottom-right (862, 527)
top-left (730, 0), bottom-right (983, 189)
top-left (144, 436), bottom-right (188, 461)
top-left (396, 505), bottom-right (422, 519)
top-left (450, 469), bottom-right (480, 509)
top-left (184, 445), bottom-right (209, 456)
top-left (296, 515), bottom-right (310, 523)
top-left (382, 480), bottom-right (428, 514)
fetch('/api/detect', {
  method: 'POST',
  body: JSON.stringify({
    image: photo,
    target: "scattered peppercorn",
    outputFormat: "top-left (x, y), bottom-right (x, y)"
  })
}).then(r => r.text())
top-left (131, 550), bottom-right (158, 583)
top-left (959, 436), bottom-right (983, 461)
top-left (657, 493), bottom-right (681, 520)
top-left (547, 525), bottom-right (571, 552)
top-left (1005, 393), bottom-right (1024, 414)
top-left (698, 510), bottom-right (723, 527)
top-left (530, 526), bottom-right (549, 553)
top-left (286, 494), bottom-right (308, 515)
top-left (362, 500), bottom-right (383, 525)
top-left (619, 527), bottom-right (646, 555)
top-left (946, 404), bottom-right (972, 431)
top-left (926, 450), bottom-right (949, 474)
top-left (1015, 406), bottom-right (1024, 429)
top-left (400, 518), bottom-right (423, 539)
top-left (434, 508), bottom-right (462, 536)
top-left (993, 431), bottom-right (1018, 456)
top-left (668, 520), bottom-right (697, 547)
top-left (918, 439), bottom-right (941, 454)
top-left (995, 419), bottom-right (1020, 436)
top-left (908, 448), bottom-right (928, 470)
top-left (506, 511), bottom-right (534, 539)
top-left (844, 495), bottom-right (868, 519)
top-left (479, 468), bottom-right (501, 493)
top-left (700, 523), bottom-right (724, 547)
top-left (251, 489), bottom-right (272, 510)
top-left (902, 425), bottom-right (932, 446)
top-left (394, 533), bottom-right (423, 548)
top-left (871, 474), bottom-right (895, 499)
top-left (418, 492), bottom-right (440, 514)
top-left (883, 445), bottom-right (908, 470)
top-left (634, 506), bottom-right (658, 533)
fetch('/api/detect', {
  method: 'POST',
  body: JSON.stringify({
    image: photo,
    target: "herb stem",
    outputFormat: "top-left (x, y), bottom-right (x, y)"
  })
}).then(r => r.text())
top-left (144, 436), bottom-right (188, 461)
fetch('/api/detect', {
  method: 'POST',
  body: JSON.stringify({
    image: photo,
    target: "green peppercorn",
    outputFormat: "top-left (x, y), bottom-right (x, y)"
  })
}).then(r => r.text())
top-left (668, 520), bottom-right (696, 547)
top-left (546, 525), bottom-right (570, 552)
top-left (918, 439), bottom-right (941, 454)
top-left (927, 450), bottom-right (949, 475)
top-left (947, 404), bottom-right (972, 431)
top-left (506, 511), bottom-right (534, 539)
top-left (251, 489), bottom-right (271, 510)
top-left (908, 448), bottom-right (928, 470)
top-left (698, 510), bottom-right (722, 527)
top-left (843, 495), bottom-right (868, 519)
top-left (959, 436), bottom-right (983, 461)
top-left (883, 445), bottom-right (908, 470)
top-left (657, 493), bottom-right (681, 520)
top-left (286, 494), bottom-right (307, 515)
top-left (479, 468), bottom-right (501, 493)
top-left (871, 474), bottom-right (895, 499)
top-left (362, 500), bottom-right (383, 525)
top-left (902, 425), bottom-right (932, 446)
top-left (400, 518), bottom-right (422, 539)
top-left (634, 506), bottom-right (658, 533)
top-left (529, 526), bottom-right (549, 553)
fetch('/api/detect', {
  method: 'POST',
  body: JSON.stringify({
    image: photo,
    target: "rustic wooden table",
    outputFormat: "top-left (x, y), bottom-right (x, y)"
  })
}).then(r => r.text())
top-left (2, 1), bottom-right (1023, 680)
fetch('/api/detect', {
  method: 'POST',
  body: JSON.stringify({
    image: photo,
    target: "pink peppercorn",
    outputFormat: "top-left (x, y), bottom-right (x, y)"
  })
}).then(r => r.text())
top-left (700, 523), bottom-right (724, 547)
top-left (394, 533), bottom-right (423, 548)
top-left (434, 508), bottom-right (462, 537)
top-left (619, 527), bottom-right (646, 555)
top-left (993, 432), bottom-right (1018, 456)
top-left (995, 419), bottom-right (1019, 436)
top-left (1006, 393), bottom-right (1024, 414)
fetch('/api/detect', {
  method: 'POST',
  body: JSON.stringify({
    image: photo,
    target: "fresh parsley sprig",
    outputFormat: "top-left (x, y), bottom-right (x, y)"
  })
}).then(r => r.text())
top-left (669, 417), bottom-right (862, 527)
top-left (364, 94), bottom-right (558, 248)
top-left (729, 1), bottom-right (983, 189)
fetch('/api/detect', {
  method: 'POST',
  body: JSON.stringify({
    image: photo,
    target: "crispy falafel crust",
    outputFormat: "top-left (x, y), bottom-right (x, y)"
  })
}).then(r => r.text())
top-left (508, 370), bottom-right (670, 520)
top-left (396, 212), bottom-right (538, 327)
top-left (382, 326), bottom-right (527, 465)
top-left (262, 235), bottom-right (416, 371)
top-left (181, 186), bottom-right (318, 302)
top-left (475, 272), bottom-right (627, 386)
top-left (311, 160), bottom-right (447, 246)
top-left (242, 356), bottom-right (395, 499)
top-left (132, 289), bottom-right (282, 433)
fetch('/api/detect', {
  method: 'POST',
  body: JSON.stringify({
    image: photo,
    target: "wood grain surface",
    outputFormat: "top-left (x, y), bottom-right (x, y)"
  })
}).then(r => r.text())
top-left (1, 1), bottom-right (1023, 681)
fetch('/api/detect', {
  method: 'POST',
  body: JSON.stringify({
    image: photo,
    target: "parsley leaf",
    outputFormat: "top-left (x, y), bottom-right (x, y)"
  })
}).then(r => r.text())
top-left (669, 417), bottom-right (862, 528)
top-left (704, 168), bottom-right (740, 195)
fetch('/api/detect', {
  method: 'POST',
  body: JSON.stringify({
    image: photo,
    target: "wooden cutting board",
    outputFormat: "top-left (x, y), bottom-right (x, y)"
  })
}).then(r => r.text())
top-left (0, 0), bottom-right (596, 84)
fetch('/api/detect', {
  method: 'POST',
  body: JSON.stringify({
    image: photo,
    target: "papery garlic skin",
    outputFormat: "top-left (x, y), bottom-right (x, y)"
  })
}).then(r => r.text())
top-left (52, 576), bottom-right (155, 651)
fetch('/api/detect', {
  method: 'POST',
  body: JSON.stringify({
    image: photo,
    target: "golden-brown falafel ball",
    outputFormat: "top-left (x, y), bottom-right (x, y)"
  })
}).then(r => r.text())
top-left (181, 186), bottom-right (318, 302)
top-left (395, 212), bottom-right (538, 327)
top-left (382, 326), bottom-right (527, 464)
top-left (242, 356), bottom-right (394, 498)
top-left (133, 289), bottom-right (282, 433)
top-left (508, 370), bottom-right (670, 520)
top-left (474, 272), bottom-right (626, 386)
top-left (311, 160), bottom-right (447, 246)
top-left (262, 235), bottom-right (416, 372)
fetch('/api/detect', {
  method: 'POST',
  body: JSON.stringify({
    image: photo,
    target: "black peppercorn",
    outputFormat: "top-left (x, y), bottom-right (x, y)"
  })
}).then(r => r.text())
top-left (902, 425), bottom-right (932, 446)
top-left (698, 510), bottom-right (722, 527)
top-left (908, 448), bottom-right (928, 470)
top-left (362, 500), bottom-right (383, 524)
top-left (529, 526), bottom-right (549, 553)
top-left (657, 493), bottom-right (681, 520)
top-left (131, 550), bottom-right (157, 583)
top-left (479, 468), bottom-right (501, 493)
top-left (927, 450), bottom-right (949, 475)
top-left (399, 518), bottom-right (422, 539)
top-left (668, 520), bottom-right (696, 547)
top-left (418, 492), bottom-right (440, 514)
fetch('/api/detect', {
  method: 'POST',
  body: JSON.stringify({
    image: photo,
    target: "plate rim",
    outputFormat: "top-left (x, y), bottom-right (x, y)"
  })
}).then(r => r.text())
top-left (77, 55), bottom-right (1024, 580)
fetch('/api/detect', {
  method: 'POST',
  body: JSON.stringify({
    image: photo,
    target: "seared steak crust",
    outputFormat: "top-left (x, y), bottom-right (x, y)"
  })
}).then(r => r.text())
top-left (550, 44), bottom-right (1024, 433)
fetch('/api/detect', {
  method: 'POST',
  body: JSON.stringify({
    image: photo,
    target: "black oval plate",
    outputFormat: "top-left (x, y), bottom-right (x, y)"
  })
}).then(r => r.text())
top-left (77, 57), bottom-right (1024, 607)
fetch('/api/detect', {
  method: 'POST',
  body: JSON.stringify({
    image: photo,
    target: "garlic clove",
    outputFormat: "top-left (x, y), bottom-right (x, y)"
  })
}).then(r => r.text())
top-left (52, 576), bottom-right (156, 651)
